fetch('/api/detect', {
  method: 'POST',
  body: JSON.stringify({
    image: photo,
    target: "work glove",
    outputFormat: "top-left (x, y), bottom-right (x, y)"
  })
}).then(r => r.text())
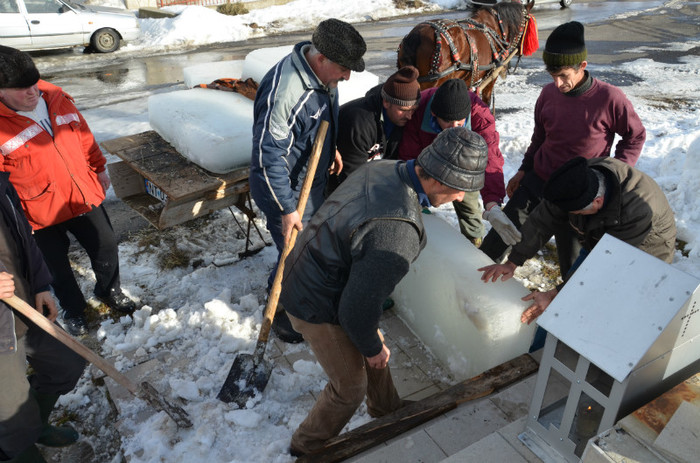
top-left (483, 206), bottom-right (521, 246)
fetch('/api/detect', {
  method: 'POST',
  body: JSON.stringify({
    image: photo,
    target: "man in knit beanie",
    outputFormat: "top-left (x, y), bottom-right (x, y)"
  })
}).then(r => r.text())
top-left (398, 78), bottom-right (516, 247)
top-left (282, 127), bottom-right (487, 457)
top-left (250, 19), bottom-right (366, 343)
top-left (480, 21), bottom-right (646, 278)
top-left (331, 66), bottom-right (421, 191)
top-left (479, 156), bottom-right (675, 328)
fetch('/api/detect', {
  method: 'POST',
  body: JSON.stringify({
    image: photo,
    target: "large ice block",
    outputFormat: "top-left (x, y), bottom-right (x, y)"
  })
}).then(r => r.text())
top-left (148, 88), bottom-right (252, 174)
top-left (241, 45), bottom-right (378, 106)
top-left (163, 46), bottom-right (379, 173)
top-left (241, 45), bottom-right (293, 83)
top-left (392, 214), bottom-right (536, 380)
top-left (183, 60), bottom-right (245, 88)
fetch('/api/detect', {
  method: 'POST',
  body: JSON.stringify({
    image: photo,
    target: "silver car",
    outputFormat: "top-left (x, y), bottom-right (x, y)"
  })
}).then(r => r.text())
top-left (0, 0), bottom-right (140, 53)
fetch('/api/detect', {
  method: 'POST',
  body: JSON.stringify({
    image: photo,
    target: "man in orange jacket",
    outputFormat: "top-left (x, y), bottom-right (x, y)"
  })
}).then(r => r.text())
top-left (0, 46), bottom-right (137, 336)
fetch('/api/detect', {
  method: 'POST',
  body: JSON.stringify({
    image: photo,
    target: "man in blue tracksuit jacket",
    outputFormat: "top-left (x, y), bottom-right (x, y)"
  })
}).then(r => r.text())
top-left (249, 18), bottom-right (366, 343)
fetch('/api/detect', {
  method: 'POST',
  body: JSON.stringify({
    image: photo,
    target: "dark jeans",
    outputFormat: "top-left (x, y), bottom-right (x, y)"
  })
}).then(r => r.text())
top-left (480, 171), bottom-right (580, 277)
top-left (33, 205), bottom-right (121, 318)
top-left (250, 177), bottom-right (325, 290)
top-left (0, 323), bottom-right (85, 458)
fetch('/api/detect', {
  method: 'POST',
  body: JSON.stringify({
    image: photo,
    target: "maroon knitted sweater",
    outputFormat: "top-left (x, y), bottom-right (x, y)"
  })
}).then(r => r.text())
top-left (520, 74), bottom-right (646, 181)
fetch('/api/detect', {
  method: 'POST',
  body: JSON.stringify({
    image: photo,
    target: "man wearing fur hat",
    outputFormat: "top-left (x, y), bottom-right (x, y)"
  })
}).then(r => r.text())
top-left (480, 21), bottom-right (646, 276)
top-left (398, 79), bottom-right (517, 247)
top-left (0, 46), bottom-right (137, 337)
top-left (250, 18), bottom-right (366, 343)
top-left (329, 66), bottom-right (422, 191)
top-left (280, 127), bottom-right (488, 457)
top-left (479, 156), bottom-right (675, 325)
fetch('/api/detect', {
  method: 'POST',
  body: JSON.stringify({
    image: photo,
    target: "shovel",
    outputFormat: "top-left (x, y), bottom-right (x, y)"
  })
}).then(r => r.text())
top-left (2, 295), bottom-right (193, 428)
top-left (217, 120), bottom-right (329, 406)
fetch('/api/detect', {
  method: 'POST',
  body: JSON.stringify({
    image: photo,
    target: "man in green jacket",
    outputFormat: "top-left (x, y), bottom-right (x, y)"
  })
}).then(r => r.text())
top-left (479, 157), bottom-right (675, 325)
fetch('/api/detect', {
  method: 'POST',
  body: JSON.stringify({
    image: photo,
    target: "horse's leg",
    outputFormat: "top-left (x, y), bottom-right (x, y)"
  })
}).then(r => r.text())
top-left (481, 80), bottom-right (497, 113)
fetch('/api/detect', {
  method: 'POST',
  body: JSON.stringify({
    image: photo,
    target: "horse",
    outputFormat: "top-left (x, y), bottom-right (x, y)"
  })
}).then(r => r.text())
top-left (397, 0), bottom-right (537, 108)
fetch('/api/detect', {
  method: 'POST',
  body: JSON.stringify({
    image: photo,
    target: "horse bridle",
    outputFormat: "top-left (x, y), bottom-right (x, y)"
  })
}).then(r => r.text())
top-left (409, 5), bottom-right (531, 89)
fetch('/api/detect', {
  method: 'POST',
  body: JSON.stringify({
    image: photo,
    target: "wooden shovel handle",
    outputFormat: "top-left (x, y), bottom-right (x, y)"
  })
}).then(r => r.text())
top-left (2, 295), bottom-right (140, 396)
top-left (259, 120), bottom-right (329, 342)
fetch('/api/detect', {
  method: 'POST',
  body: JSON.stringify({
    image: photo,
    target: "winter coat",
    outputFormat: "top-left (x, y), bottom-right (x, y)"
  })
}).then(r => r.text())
top-left (508, 158), bottom-right (676, 267)
top-left (250, 41), bottom-right (338, 217)
top-left (334, 84), bottom-right (404, 184)
top-left (0, 80), bottom-right (106, 230)
top-left (398, 87), bottom-right (505, 206)
top-left (281, 161), bottom-right (427, 357)
top-left (0, 172), bottom-right (53, 354)
top-left (520, 73), bottom-right (646, 181)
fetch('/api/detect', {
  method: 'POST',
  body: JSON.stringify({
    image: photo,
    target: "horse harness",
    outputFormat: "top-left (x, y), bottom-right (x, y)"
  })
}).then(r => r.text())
top-left (414, 7), bottom-right (529, 90)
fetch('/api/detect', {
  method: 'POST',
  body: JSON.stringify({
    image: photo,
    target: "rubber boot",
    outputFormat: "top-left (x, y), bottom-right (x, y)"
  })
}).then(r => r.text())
top-left (3, 445), bottom-right (47, 463)
top-left (30, 390), bottom-right (79, 448)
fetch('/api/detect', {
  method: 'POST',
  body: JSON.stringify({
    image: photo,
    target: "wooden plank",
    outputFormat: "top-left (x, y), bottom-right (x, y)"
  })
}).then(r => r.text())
top-left (101, 131), bottom-right (249, 201)
top-left (158, 183), bottom-right (249, 229)
top-left (296, 354), bottom-right (539, 463)
top-left (107, 161), bottom-right (145, 199)
top-left (101, 131), bottom-right (159, 155)
top-left (120, 194), bottom-right (166, 228)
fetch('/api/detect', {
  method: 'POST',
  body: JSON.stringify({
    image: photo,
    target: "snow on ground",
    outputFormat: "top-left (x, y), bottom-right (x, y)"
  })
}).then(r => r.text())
top-left (44, 1), bottom-right (700, 463)
top-left (92, 0), bottom-right (460, 51)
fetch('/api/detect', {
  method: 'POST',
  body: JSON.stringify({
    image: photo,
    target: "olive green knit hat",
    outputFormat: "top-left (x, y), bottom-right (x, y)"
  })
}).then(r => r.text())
top-left (542, 21), bottom-right (587, 68)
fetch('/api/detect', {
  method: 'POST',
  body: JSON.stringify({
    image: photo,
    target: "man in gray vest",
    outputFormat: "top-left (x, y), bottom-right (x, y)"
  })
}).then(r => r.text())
top-left (280, 127), bottom-right (488, 456)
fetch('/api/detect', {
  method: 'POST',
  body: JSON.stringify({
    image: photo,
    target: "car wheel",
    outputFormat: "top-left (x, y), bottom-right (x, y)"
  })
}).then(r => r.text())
top-left (560, 0), bottom-right (573, 7)
top-left (91, 28), bottom-right (120, 53)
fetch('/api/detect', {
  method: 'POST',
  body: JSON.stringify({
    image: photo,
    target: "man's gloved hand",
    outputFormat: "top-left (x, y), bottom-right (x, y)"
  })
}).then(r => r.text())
top-left (483, 206), bottom-right (521, 246)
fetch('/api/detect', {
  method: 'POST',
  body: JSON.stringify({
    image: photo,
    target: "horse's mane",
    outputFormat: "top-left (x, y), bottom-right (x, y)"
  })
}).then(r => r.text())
top-left (471, 2), bottom-right (525, 31)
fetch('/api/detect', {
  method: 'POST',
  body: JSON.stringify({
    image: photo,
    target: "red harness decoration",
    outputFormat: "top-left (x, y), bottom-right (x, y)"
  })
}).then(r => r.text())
top-left (520, 14), bottom-right (539, 56)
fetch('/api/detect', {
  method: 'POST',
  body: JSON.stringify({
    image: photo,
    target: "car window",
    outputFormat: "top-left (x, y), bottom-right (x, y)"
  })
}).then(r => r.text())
top-left (24, 0), bottom-right (65, 14)
top-left (0, 0), bottom-right (20, 13)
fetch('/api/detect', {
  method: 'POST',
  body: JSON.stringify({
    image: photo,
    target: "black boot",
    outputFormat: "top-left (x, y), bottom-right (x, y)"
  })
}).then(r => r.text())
top-left (62, 314), bottom-right (88, 337)
top-left (30, 390), bottom-right (79, 448)
top-left (3, 445), bottom-right (47, 463)
top-left (97, 289), bottom-right (137, 314)
top-left (271, 311), bottom-right (303, 344)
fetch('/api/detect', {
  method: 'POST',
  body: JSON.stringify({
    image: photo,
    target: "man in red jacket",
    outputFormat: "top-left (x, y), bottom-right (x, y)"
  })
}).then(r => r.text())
top-left (0, 46), bottom-right (137, 336)
top-left (398, 79), bottom-right (519, 247)
top-left (479, 21), bottom-right (646, 276)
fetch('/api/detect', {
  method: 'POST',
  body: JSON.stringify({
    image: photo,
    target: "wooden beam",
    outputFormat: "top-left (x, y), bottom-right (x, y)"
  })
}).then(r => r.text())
top-left (296, 354), bottom-right (538, 463)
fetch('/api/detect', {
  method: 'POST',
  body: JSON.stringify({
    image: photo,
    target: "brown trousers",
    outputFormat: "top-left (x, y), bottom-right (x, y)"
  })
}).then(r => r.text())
top-left (288, 314), bottom-right (402, 453)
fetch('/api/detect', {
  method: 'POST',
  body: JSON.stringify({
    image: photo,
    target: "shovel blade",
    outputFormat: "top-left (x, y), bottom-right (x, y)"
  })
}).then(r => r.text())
top-left (139, 381), bottom-right (193, 428)
top-left (217, 353), bottom-right (273, 407)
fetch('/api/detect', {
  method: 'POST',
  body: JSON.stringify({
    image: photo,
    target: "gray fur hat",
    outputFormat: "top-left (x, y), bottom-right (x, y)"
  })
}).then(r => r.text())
top-left (312, 19), bottom-right (366, 72)
top-left (0, 46), bottom-right (40, 89)
top-left (417, 127), bottom-right (488, 192)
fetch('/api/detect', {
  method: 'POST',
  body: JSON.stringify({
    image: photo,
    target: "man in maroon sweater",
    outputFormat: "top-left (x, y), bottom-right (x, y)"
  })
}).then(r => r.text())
top-left (398, 79), bottom-right (519, 246)
top-left (480, 21), bottom-right (646, 276)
